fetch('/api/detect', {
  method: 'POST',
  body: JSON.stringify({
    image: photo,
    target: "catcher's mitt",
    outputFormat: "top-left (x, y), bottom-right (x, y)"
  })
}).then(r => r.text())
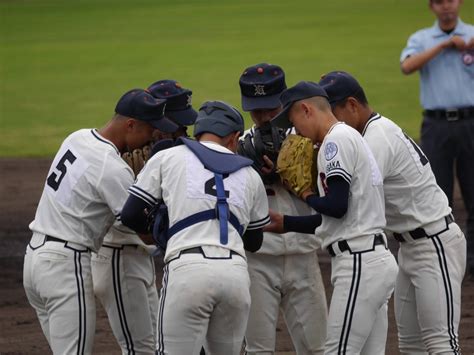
top-left (122, 143), bottom-right (152, 176)
top-left (237, 122), bottom-right (287, 185)
top-left (276, 134), bottom-right (316, 197)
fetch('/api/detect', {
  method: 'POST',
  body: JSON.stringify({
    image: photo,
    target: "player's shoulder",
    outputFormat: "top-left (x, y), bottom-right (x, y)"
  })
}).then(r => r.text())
top-left (328, 122), bottom-right (360, 143)
top-left (364, 114), bottom-right (401, 137)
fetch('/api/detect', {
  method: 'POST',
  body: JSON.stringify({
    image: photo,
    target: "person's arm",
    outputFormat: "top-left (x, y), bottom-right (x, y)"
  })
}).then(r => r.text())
top-left (121, 194), bottom-right (152, 234)
top-left (301, 176), bottom-right (350, 218)
top-left (401, 36), bottom-right (466, 74)
top-left (263, 209), bottom-right (322, 234)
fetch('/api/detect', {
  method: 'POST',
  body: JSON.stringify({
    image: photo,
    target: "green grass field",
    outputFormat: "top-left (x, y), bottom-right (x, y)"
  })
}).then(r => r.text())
top-left (1, 0), bottom-right (473, 156)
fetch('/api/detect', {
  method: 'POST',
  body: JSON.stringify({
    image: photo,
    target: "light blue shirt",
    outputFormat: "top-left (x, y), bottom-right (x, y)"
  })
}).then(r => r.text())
top-left (401, 19), bottom-right (474, 110)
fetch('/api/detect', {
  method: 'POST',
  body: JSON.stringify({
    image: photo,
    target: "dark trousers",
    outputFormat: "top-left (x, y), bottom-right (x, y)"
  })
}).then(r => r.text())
top-left (421, 114), bottom-right (474, 271)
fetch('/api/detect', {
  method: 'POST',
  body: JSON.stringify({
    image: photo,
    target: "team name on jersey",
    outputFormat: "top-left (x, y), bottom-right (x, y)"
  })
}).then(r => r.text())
top-left (326, 160), bottom-right (341, 173)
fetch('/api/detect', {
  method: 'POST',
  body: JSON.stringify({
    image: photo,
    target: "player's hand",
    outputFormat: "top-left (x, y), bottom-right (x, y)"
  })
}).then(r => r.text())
top-left (263, 209), bottom-right (286, 234)
top-left (300, 189), bottom-right (315, 201)
top-left (261, 155), bottom-right (275, 175)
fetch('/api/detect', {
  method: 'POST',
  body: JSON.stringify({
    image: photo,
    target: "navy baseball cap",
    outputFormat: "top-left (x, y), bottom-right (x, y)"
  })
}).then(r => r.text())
top-left (147, 80), bottom-right (198, 127)
top-left (239, 63), bottom-right (286, 111)
top-left (115, 89), bottom-right (179, 133)
top-left (194, 101), bottom-right (245, 138)
top-left (319, 71), bottom-right (364, 106)
top-left (271, 81), bottom-right (329, 129)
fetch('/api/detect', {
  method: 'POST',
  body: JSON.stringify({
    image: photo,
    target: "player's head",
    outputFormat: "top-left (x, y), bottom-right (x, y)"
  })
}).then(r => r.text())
top-left (194, 100), bottom-right (245, 152)
top-left (239, 63), bottom-right (286, 126)
top-left (147, 80), bottom-right (198, 141)
top-left (429, 0), bottom-right (462, 23)
top-left (272, 81), bottom-right (331, 144)
top-left (114, 88), bottom-right (175, 150)
top-left (319, 71), bottom-right (371, 133)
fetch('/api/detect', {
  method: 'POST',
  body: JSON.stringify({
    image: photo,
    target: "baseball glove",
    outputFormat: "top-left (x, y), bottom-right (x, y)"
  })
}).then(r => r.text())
top-left (237, 122), bottom-right (287, 185)
top-left (122, 143), bottom-right (152, 176)
top-left (276, 134), bottom-right (316, 197)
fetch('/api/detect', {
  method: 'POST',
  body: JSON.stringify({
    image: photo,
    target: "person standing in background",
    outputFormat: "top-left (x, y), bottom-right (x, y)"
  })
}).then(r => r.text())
top-left (400, 0), bottom-right (474, 276)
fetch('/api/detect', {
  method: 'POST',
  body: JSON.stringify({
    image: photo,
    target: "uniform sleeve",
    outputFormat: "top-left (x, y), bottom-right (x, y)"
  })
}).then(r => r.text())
top-left (322, 132), bottom-right (356, 185)
top-left (128, 154), bottom-right (162, 207)
top-left (98, 159), bottom-right (135, 222)
top-left (400, 31), bottom-right (424, 62)
top-left (246, 172), bottom-right (271, 230)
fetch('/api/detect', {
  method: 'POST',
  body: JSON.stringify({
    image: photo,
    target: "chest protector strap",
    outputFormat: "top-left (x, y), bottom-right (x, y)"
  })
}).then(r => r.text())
top-left (154, 138), bottom-right (253, 248)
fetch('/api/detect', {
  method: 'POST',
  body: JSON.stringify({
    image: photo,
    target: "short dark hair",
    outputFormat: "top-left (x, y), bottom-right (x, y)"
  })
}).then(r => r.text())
top-left (332, 87), bottom-right (369, 108)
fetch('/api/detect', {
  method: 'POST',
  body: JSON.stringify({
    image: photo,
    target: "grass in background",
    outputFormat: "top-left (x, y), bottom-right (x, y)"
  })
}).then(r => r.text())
top-left (1, 0), bottom-right (473, 156)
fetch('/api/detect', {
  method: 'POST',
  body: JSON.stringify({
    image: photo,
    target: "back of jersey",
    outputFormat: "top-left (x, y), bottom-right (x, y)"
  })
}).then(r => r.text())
top-left (131, 141), bottom-right (269, 262)
top-left (363, 115), bottom-right (451, 233)
top-left (30, 129), bottom-right (133, 251)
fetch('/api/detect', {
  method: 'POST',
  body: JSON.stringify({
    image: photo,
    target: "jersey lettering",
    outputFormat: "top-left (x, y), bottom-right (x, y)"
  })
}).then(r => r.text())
top-left (47, 150), bottom-right (77, 191)
top-left (326, 160), bottom-right (341, 173)
top-left (205, 173), bottom-right (230, 198)
top-left (403, 132), bottom-right (428, 166)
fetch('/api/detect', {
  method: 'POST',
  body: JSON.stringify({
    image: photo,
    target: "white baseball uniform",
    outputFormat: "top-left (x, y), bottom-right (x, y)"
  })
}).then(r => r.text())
top-left (316, 122), bottom-right (398, 355)
top-left (23, 129), bottom-right (135, 354)
top-left (91, 224), bottom-right (159, 354)
top-left (129, 141), bottom-right (270, 355)
top-left (362, 113), bottom-right (466, 354)
top-left (242, 127), bottom-right (328, 355)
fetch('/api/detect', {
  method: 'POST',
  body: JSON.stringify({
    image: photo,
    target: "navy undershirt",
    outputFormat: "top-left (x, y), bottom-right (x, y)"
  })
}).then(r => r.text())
top-left (283, 176), bottom-right (350, 234)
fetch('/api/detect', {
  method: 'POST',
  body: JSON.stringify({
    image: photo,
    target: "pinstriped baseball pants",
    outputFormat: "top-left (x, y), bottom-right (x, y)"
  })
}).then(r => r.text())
top-left (23, 232), bottom-right (96, 355)
top-left (92, 245), bottom-right (159, 355)
top-left (395, 222), bottom-right (466, 355)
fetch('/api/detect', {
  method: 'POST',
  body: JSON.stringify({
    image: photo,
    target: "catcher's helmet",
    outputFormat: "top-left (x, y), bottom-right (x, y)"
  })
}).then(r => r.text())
top-left (238, 122), bottom-right (287, 184)
top-left (193, 101), bottom-right (245, 138)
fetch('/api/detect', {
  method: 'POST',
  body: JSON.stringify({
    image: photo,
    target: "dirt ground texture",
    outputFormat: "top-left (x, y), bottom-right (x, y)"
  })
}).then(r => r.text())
top-left (0, 158), bottom-right (473, 354)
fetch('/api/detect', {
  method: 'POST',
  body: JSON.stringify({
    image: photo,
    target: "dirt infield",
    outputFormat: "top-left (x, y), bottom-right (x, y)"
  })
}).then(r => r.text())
top-left (0, 158), bottom-right (473, 354)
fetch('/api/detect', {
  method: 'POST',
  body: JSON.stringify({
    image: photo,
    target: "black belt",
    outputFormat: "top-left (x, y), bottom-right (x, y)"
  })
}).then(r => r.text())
top-left (327, 234), bottom-right (385, 257)
top-left (393, 214), bottom-right (454, 243)
top-left (45, 235), bottom-right (91, 252)
top-left (46, 235), bottom-right (67, 243)
top-left (180, 247), bottom-right (239, 257)
top-left (424, 107), bottom-right (474, 121)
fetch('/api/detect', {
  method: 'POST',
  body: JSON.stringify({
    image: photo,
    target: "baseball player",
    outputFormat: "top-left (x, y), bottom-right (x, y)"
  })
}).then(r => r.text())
top-left (147, 79), bottom-right (198, 141)
top-left (121, 100), bottom-right (271, 355)
top-left (238, 63), bottom-right (327, 354)
top-left (23, 89), bottom-right (171, 354)
top-left (269, 81), bottom-right (398, 354)
top-left (320, 71), bottom-right (466, 354)
top-left (91, 81), bottom-right (197, 354)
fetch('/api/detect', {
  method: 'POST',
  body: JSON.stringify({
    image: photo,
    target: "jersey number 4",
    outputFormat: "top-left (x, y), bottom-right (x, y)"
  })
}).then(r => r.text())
top-left (47, 150), bottom-right (77, 191)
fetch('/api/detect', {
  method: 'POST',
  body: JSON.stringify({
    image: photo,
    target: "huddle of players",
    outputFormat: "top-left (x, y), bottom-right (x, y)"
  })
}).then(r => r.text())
top-left (23, 64), bottom-right (466, 355)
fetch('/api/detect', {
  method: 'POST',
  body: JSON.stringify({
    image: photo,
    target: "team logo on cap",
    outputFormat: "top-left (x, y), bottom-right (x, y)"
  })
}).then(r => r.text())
top-left (254, 84), bottom-right (266, 96)
top-left (187, 94), bottom-right (192, 107)
top-left (324, 142), bottom-right (338, 161)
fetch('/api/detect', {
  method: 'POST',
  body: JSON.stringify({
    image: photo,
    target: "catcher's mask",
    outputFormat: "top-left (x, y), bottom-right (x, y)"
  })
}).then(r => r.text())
top-left (238, 121), bottom-right (287, 185)
top-left (193, 101), bottom-right (245, 138)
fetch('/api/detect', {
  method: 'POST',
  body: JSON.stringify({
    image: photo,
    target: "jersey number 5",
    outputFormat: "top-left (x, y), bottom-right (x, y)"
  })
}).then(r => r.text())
top-left (47, 150), bottom-right (77, 191)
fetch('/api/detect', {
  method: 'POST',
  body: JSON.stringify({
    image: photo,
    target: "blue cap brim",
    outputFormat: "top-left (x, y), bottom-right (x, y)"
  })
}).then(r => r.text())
top-left (166, 107), bottom-right (198, 126)
top-left (270, 103), bottom-right (293, 129)
top-left (150, 116), bottom-right (180, 133)
top-left (241, 93), bottom-right (281, 112)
